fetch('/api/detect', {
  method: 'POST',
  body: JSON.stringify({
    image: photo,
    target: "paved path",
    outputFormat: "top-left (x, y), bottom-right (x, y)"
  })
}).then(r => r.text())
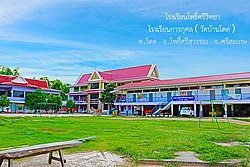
top-left (0, 113), bottom-right (249, 125)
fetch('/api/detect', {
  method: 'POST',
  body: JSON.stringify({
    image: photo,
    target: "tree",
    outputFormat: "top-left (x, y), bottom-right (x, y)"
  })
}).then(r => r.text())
top-left (25, 89), bottom-right (46, 110)
top-left (0, 95), bottom-right (10, 112)
top-left (60, 83), bottom-right (70, 101)
top-left (13, 67), bottom-right (20, 76)
top-left (0, 66), bottom-right (19, 76)
top-left (40, 77), bottom-right (70, 101)
top-left (99, 83), bottom-right (116, 110)
top-left (48, 94), bottom-right (62, 108)
top-left (66, 99), bottom-right (76, 113)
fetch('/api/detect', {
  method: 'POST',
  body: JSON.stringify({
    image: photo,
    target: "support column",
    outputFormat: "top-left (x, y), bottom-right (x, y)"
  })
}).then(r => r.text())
top-left (200, 104), bottom-right (203, 118)
top-left (171, 103), bottom-right (174, 116)
top-left (231, 104), bottom-right (234, 117)
top-left (87, 94), bottom-right (91, 112)
top-left (224, 104), bottom-right (228, 118)
top-left (119, 105), bottom-right (121, 112)
top-left (178, 105), bottom-right (181, 117)
top-left (194, 102), bottom-right (197, 117)
top-left (141, 106), bottom-right (144, 116)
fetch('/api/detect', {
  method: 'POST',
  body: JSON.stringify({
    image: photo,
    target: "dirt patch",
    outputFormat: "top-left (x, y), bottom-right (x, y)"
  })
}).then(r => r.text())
top-left (1, 151), bottom-right (130, 167)
top-left (110, 117), bottom-right (250, 126)
top-left (214, 141), bottom-right (250, 147)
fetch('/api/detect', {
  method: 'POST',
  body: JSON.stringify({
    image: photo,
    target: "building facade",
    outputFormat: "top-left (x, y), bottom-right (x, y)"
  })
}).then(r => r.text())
top-left (114, 72), bottom-right (250, 117)
top-left (68, 64), bottom-right (159, 112)
top-left (0, 75), bottom-right (60, 112)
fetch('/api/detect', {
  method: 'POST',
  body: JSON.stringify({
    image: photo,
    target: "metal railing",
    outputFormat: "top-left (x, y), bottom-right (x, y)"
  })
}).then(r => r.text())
top-left (115, 93), bottom-right (250, 104)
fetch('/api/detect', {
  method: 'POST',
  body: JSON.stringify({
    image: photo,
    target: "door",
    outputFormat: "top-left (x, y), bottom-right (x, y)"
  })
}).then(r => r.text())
top-left (132, 94), bottom-right (136, 102)
top-left (167, 92), bottom-right (172, 101)
top-left (149, 93), bottom-right (153, 102)
top-left (210, 90), bottom-right (215, 100)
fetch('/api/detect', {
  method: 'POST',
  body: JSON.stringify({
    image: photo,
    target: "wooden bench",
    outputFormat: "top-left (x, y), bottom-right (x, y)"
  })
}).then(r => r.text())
top-left (0, 136), bottom-right (96, 167)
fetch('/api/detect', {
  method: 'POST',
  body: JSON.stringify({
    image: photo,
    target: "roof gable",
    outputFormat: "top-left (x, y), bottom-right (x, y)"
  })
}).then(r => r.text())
top-left (11, 76), bottom-right (28, 84)
top-left (89, 71), bottom-right (102, 81)
top-left (148, 64), bottom-right (159, 79)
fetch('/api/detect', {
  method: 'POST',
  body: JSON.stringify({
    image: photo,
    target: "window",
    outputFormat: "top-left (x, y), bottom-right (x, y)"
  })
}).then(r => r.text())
top-left (180, 92), bottom-right (186, 96)
top-left (13, 90), bottom-right (24, 98)
top-left (221, 89), bottom-right (229, 96)
top-left (90, 83), bottom-right (99, 89)
top-left (235, 88), bottom-right (241, 94)
top-left (127, 90), bottom-right (142, 93)
top-left (90, 94), bottom-right (99, 99)
top-left (160, 88), bottom-right (169, 92)
top-left (80, 87), bottom-right (87, 91)
top-left (74, 87), bottom-right (79, 92)
top-left (187, 91), bottom-right (192, 95)
top-left (212, 85), bottom-right (224, 89)
top-left (7, 90), bottom-right (11, 97)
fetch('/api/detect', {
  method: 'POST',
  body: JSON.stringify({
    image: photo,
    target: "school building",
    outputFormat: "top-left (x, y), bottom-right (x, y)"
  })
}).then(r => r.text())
top-left (68, 64), bottom-right (159, 112)
top-left (114, 71), bottom-right (250, 117)
top-left (0, 75), bottom-right (60, 112)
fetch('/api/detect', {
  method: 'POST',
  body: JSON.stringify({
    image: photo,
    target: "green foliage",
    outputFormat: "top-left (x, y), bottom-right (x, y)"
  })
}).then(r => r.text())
top-left (0, 66), bottom-right (19, 76)
top-left (66, 99), bottom-right (76, 110)
top-left (25, 89), bottom-right (46, 110)
top-left (25, 90), bottom-right (62, 111)
top-left (0, 95), bottom-right (10, 111)
top-left (40, 77), bottom-right (70, 100)
top-left (0, 117), bottom-right (249, 163)
top-left (99, 83), bottom-right (116, 106)
top-left (48, 95), bottom-right (62, 108)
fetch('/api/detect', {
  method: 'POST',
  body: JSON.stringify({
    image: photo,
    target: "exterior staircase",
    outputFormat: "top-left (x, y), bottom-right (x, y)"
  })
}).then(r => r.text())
top-left (151, 99), bottom-right (172, 116)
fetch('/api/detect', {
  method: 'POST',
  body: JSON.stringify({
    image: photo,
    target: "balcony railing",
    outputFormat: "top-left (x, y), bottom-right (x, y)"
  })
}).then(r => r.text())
top-left (115, 93), bottom-right (250, 103)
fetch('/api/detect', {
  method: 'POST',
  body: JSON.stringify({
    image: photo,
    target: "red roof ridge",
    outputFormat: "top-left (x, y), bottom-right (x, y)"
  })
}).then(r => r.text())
top-left (117, 71), bottom-right (250, 89)
top-left (164, 71), bottom-right (250, 81)
top-left (103, 64), bottom-right (152, 73)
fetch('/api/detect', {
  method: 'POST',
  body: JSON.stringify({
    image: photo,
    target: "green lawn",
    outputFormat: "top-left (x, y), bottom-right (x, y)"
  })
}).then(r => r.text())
top-left (0, 116), bottom-right (249, 163)
top-left (234, 118), bottom-right (250, 122)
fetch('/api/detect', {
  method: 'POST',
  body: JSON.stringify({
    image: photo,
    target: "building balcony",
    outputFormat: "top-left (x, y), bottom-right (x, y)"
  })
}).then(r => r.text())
top-left (75, 100), bottom-right (88, 104)
top-left (114, 93), bottom-right (250, 104)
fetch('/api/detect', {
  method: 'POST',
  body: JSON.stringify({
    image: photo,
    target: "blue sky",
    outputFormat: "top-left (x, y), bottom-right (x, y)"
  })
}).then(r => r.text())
top-left (0, 0), bottom-right (249, 83)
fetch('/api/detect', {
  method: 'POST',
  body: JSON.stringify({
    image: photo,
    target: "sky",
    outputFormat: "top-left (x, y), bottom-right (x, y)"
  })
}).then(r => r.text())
top-left (0, 0), bottom-right (249, 83)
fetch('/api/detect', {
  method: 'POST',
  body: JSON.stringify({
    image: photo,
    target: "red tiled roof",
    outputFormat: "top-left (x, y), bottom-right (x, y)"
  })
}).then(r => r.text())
top-left (25, 78), bottom-right (48, 89)
top-left (0, 75), bottom-right (60, 92)
top-left (75, 74), bottom-right (91, 85)
top-left (75, 64), bottom-right (155, 85)
top-left (118, 72), bottom-right (250, 89)
top-left (103, 64), bottom-right (152, 81)
top-left (98, 71), bottom-right (113, 81)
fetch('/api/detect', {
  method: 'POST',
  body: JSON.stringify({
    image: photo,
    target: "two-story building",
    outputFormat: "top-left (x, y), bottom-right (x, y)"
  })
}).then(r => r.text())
top-left (0, 75), bottom-right (60, 112)
top-left (68, 64), bottom-right (159, 112)
top-left (114, 72), bottom-right (250, 117)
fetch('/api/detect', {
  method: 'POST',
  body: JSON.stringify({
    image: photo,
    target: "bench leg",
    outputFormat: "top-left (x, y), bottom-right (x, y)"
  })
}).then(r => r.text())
top-left (48, 152), bottom-right (53, 164)
top-left (8, 159), bottom-right (13, 167)
top-left (47, 150), bottom-right (66, 166)
top-left (58, 149), bottom-right (65, 167)
top-left (0, 158), bottom-right (3, 167)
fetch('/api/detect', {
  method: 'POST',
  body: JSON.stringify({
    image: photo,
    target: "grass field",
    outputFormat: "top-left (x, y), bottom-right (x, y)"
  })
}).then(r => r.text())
top-left (234, 118), bottom-right (250, 122)
top-left (0, 116), bottom-right (249, 163)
